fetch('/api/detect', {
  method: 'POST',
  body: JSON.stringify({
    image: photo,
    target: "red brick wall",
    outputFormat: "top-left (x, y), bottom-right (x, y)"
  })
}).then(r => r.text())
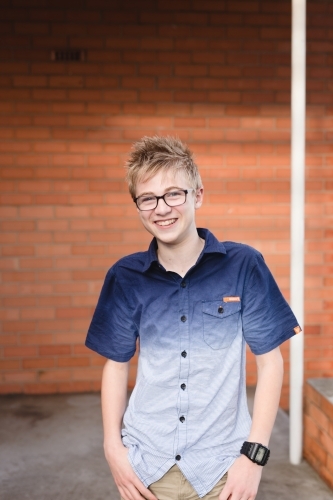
top-left (0, 0), bottom-right (332, 408)
top-left (304, 381), bottom-right (333, 489)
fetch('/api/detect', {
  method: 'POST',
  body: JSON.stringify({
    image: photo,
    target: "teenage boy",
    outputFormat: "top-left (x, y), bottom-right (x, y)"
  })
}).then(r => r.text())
top-left (85, 136), bottom-right (301, 500)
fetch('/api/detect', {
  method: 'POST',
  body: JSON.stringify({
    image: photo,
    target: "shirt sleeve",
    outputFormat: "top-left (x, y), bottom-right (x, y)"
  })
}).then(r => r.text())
top-left (85, 266), bottom-right (138, 362)
top-left (242, 252), bottom-right (301, 355)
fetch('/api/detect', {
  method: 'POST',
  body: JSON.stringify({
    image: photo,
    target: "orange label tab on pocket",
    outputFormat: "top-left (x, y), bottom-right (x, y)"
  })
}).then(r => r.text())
top-left (223, 296), bottom-right (241, 302)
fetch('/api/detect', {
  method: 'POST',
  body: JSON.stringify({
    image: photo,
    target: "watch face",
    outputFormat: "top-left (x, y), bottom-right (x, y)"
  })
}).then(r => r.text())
top-left (255, 447), bottom-right (266, 463)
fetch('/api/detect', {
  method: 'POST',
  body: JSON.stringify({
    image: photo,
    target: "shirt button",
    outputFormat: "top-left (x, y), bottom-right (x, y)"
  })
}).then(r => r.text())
top-left (175, 455), bottom-right (181, 461)
top-left (218, 306), bottom-right (224, 313)
top-left (181, 282), bottom-right (186, 288)
top-left (181, 383), bottom-right (186, 390)
top-left (179, 416), bottom-right (185, 423)
top-left (181, 315), bottom-right (187, 322)
top-left (181, 350), bottom-right (187, 358)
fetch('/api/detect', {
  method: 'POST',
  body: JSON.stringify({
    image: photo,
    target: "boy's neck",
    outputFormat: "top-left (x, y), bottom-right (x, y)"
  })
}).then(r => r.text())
top-left (156, 230), bottom-right (205, 278)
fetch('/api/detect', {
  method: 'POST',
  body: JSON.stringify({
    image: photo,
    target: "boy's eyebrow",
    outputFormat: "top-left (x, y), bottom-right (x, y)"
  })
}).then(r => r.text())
top-left (136, 186), bottom-right (183, 197)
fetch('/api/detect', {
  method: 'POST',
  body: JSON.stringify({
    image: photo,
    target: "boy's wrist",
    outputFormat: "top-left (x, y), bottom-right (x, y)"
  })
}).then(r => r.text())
top-left (104, 437), bottom-right (125, 456)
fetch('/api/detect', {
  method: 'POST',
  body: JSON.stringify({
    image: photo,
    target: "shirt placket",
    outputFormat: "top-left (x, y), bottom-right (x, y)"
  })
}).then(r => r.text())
top-left (175, 278), bottom-right (190, 463)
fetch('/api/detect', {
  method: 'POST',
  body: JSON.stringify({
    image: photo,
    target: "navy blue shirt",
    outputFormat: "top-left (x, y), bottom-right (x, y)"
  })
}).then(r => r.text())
top-left (86, 229), bottom-right (300, 497)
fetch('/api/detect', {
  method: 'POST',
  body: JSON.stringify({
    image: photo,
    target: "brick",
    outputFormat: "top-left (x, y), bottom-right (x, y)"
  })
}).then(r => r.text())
top-left (0, 234), bottom-right (17, 245)
top-left (71, 244), bottom-right (105, 255)
top-left (33, 142), bottom-right (67, 153)
top-left (36, 221), bottom-right (68, 233)
top-left (0, 61), bottom-right (28, 73)
top-left (141, 37), bottom-right (173, 51)
top-left (304, 414), bottom-right (320, 439)
top-left (319, 427), bottom-right (333, 453)
top-left (4, 346), bottom-right (37, 357)
top-left (304, 435), bottom-right (327, 466)
top-left (321, 397), bottom-right (333, 421)
top-left (123, 103), bottom-right (156, 115)
top-left (0, 155), bottom-right (14, 167)
top-left (64, 380), bottom-right (100, 392)
top-left (21, 307), bottom-right (55, 320)
top-left (2, 245), bottom-right (35, 257)
top-left (13, 76), bottom-right (47, 88)
top-left (5, 371), bottom-right (36, 383)
top-left (38, 369), bottom-right (72, 382)
top-left (0, 116), bottom-right (32, 127)
top-left (15, 22), bottom-right (49, 35)
top-left (55, 306), bottom-right (92, 319)
top-left (73, 367), bottom-right (103, 381)
top-left (54, 257), bottom-right (90, 270)
top-left (0, 181), bottom-right (15, 193)
top-left (23, 358), bottom-right (56, 369)
top-left (0, 359), bottom-right (21, 370)
top-left (0, 384), bottom-right (22, 395)
top-left (157, 0), bottom-right (191, 9)
top-left (29, 9), bottom-right (65, 22)
top-left (32, 89), bottom-right (67, 101)
top-left (69, 142), bottom-right (103, 153)
top-left (54, 232), bottom-right (87, 243)
top-left (309, 402), bottom-right (330, 432)
top-left (22, 382), bottom-right (57, 394)
top-left (49, 75), bottom-right (84, 88)
top-left (319, 465), bottom-right (333, 491)
top-left (91, 355), bottom-right (105, 367)
top-left (39, 345), bottom-right (71, 356)
top-left (20, 257), bottom-right (52, 269)
top-left (175, 65), bottom-right (208, 77)
top-left (191, 129), bottom-right (225, 142)
top-left (57, 357), bottom-right (90, 367)
top-left (305, 383), bottom-right (322, 407)
top-left (50, 103), bottom-right (85, 114)
top-left (20, 333), bottom-right (54, 345)
top-left (327, 455), bottom-right (333, 477)
top-left (52, 128), bottom-right (85, 141)
top-left (16, 128), bottom-right (51, 140)
top-left (71, 295), bottom-right (96, 307)
top-left (0, 142), bottom-right (31, 153)
top-left (158, 77), bottom-right (191, 90)
top-left (72, 270), bottom-right (105, 281)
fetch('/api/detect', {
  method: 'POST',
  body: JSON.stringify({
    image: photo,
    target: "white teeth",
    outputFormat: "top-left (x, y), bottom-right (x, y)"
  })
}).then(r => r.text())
top-left (156, 219), bottom-right (176, 226)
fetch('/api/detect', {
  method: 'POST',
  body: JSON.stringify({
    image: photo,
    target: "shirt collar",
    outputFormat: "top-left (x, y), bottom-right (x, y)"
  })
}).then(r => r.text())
top-left (142, 228), bottom-right (227, 272)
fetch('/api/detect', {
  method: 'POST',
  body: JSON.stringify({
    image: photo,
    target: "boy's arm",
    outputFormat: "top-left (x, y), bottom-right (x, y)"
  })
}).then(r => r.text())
top-left (101, 359), bottom-right (157, 500)
top-left (219, 346), bottom-right (284, 500)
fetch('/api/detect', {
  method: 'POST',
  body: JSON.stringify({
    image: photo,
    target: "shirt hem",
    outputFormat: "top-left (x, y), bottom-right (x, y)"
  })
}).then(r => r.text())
top-left (85, 339), bottom-right (135, 362)
top-left (179, 456), bottom-right (236, 497)
top-left (250, 327), bottom-right (297, 355)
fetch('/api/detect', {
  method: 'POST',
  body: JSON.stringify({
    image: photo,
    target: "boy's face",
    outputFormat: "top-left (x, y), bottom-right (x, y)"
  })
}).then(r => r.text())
top-left (135, 169), bottom-right (203, 246)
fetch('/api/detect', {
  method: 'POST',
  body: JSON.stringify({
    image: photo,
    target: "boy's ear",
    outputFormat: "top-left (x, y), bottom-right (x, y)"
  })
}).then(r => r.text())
top-left (195, 187), bottom-right (204, 209)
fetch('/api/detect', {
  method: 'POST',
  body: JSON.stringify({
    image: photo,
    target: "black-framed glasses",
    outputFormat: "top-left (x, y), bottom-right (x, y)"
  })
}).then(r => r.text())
top-left (134, 189), bottom-right (194, 211)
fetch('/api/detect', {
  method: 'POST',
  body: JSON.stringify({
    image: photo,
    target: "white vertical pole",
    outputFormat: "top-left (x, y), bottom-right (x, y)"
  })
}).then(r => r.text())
top-left (289, 0), bottom-right (306, 464)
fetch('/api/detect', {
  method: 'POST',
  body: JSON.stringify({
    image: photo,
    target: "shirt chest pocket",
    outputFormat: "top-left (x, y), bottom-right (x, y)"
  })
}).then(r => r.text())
top-left (202, 300), bottom-right (241, 349)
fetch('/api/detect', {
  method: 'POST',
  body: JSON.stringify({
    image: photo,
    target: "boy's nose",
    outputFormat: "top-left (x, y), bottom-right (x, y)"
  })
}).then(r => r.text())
top-left (154, 197), bottom-right (172, 214)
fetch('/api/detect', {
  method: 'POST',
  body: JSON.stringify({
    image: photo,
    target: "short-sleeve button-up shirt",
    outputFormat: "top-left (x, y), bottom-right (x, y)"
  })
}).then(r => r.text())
top-left (86, 229), bottom-right (300, 497)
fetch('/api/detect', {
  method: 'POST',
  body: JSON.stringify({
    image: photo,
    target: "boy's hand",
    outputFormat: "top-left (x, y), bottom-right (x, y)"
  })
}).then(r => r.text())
top-left (105, 444), bottom-right (157, 500)
top-left (218, 455), bottom-right (262, 500)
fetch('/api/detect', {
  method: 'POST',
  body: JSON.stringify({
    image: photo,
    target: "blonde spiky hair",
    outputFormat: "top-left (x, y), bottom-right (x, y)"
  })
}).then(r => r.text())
top-left (125, 136), bottom-right (202, 199)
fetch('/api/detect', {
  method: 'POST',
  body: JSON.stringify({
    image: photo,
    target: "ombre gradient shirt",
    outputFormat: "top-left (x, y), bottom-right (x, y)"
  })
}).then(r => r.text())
top-left (86, 229), bottom-right (300, 497)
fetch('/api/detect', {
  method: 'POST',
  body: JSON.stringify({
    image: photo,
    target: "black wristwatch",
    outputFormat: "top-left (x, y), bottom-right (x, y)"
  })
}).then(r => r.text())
top-left (240, 441), bottom-right (270, 466)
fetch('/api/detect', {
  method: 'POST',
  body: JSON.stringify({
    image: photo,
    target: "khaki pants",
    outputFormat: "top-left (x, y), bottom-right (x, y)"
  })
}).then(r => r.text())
top-left (122, 464), bottom-right (228, 500)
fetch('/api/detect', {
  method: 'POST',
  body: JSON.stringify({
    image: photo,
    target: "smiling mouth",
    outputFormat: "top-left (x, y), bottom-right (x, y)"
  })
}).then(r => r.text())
top-left (155, 218), bottom-right (177, 227)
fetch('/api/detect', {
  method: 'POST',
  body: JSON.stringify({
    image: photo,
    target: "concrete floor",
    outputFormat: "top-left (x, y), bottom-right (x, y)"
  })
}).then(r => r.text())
top-left (0, 391), bottom-right (332, 500)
